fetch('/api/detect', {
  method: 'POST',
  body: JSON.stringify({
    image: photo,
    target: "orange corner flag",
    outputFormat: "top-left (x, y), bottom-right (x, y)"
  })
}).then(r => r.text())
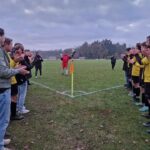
top-left (70, 61), bottom-right (74, 75)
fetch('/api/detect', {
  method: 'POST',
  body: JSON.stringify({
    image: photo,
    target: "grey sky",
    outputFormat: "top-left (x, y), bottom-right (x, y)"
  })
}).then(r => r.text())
top-left (0, 0), bottom-right (150, 50)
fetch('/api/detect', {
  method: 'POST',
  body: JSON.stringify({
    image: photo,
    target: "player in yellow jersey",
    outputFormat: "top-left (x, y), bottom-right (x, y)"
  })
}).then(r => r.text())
top-left (138, 43), bottom-right (149, 112)
top-left (140, 45), bottom-right (150, 134)
top-left (128, 47), bottom-right (142, 103)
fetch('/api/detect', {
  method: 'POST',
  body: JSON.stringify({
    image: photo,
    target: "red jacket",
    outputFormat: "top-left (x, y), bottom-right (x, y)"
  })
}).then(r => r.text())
top-left (61, 54), bottom-right (71, 68)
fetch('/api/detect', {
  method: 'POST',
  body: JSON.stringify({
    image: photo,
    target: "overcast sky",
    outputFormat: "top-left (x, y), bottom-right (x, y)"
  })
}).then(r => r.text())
top-left (0, 0), bottom-right (150, 50)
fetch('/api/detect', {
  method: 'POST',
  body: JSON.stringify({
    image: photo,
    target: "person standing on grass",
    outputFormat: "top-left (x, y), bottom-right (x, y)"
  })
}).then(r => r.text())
top-left (110, 56), bottom-right (116, 70)
top-left (34, 52), bottom-right (43, 78)
top-left (61, 49), bottom-right (76, 75)
top-left (24, 49), bottom-right (35, 85)
top-left (141, 46), bottom-right (150, 134)
top-left (127, 48), bottom-right (135, 97)
top-left (3, 38), bottom-right (24, 121)
top-left (137, 43), bottom-right (148, 112)
top-left (0, 28), bottom-right (29, 150)
top-left (121, 48), bottom-right (131, 88)
top-left (14, 44), bottom-right (31, 115)
top-left (128, 47), bottom-right (143, 104)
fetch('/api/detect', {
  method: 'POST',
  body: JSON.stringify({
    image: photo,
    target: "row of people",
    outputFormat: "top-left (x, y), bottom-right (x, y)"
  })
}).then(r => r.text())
top-left (0, 27), bottom-right (43, 150)
top-left (122, 35), bottom-right (150, 134)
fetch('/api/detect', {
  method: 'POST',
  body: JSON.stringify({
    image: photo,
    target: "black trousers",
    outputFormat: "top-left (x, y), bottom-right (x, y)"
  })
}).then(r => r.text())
top-left (111, 63), bottom-right (116, 70)
top-left (144, 83), bottom-right (150, 115)
top-left (145, 83), bottom-right (150, 100)
top-left (35, 65), bottom-right (42, 76)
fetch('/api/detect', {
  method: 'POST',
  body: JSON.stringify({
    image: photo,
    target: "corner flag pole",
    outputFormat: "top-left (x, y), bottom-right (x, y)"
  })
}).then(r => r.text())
top-left (70, 60), bottom-right (74, 97)
top-left (71, 70), bottom-right (74, 97)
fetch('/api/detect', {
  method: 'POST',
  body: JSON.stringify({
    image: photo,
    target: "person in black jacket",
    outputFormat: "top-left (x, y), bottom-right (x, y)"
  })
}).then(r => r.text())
top-left (24, 50), bottom-right (34, 85)
top-left (14, 44), bottom-right (31, 114)
top-left (121, 48), bottom-right (131, 88)
top-left (34, 52), bottom-right (43, 78)
top-left (111, 56), bottom-right (116, 70)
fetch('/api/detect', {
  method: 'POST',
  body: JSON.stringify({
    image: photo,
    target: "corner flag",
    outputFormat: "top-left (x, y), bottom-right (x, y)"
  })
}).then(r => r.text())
top-left (70, 60), bottom-right (74, 75)
top-left (70, 60), bottom-right (74, 97)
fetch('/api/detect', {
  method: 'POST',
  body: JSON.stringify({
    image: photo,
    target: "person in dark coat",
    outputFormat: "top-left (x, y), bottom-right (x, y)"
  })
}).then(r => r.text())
top-left (34, 52), bottom-right (43, 78)
top-left (111, 56), bottom-right (116, 70)
top-left (24, 50), bottom-right (34, 85)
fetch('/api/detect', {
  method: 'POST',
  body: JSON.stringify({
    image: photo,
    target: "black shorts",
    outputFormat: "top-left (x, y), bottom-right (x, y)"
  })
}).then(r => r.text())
top-left (132, 76), bottom-right (140, 84)
top-left (11, 84), bottom-right (18, 96)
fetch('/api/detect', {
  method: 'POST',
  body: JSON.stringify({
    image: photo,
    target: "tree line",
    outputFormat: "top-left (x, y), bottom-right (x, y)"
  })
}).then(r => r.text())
top-left (33, 39), bottom-right (126, 59)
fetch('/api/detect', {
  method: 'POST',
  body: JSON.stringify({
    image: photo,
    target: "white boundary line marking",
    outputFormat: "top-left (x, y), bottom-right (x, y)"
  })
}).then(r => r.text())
top-left (63, 90), bottom-right (88, 94)
top-left (62, 90), bottom-right (88, 98)
top-left (31, 81), bottom-right (59, 92)
top-left (73, 85), bottom-right (123, 98)
top-left (31, 80), bottom-right (123, 98)
top-left (31, 81), bottom-right (74, 98)
top-left (56, 91), bottom-right (73, 97)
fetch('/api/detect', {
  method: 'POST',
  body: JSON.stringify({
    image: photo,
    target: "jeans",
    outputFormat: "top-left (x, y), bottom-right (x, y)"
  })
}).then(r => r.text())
top-left (124, 71), bottom-right (129, 87)
top-left (0, 89), bottom-right (11, 150)
top-left (17, 81), bottom-right (27, 112)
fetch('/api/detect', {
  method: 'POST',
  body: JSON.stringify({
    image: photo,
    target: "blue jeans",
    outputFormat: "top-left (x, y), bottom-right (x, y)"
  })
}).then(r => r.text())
top-left (0, 89), bottom-right (11, 150)
top-left (124, 71), bottom-right (129, 87)
top-left (17, 81), bottom-right (27, 112)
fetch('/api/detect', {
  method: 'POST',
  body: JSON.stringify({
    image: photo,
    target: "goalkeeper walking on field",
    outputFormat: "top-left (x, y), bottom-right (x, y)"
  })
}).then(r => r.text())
top-left (61, 49), bottom-right (76, 75)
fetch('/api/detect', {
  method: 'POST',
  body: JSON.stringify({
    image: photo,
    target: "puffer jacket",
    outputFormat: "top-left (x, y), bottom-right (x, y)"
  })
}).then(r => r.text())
top-left (0, 47), bottom-right (19, 89)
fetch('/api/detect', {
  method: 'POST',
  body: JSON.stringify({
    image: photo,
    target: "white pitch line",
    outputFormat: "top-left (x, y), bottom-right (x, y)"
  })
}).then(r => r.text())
top-left (62, 90), bottom-right (88, 94)
top-left (73, 85), bottom-right (123, 98)
top-left (31, 81), bottom-right (76, 98)
top-left (31, 81), bottom-right (71, 97)
top-left (31, 80), bottom-right (123, 98)
top-left (56, 91), bottom-right (73, 98)
top-left (31, 80), bottom-right (58, 92)
top-left (76, 91), bottom-right (88, 94)
top-left (61, 91), bottom-right (68, 94)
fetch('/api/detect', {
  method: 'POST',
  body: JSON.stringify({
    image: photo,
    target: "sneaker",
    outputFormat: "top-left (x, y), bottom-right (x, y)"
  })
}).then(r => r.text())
top-left (143, 122), bottom-right (150, 127)
top-left (139, 106), bottom-right (149, 112)
top-left (20, 109), bottom-right (30, 114)
top-left (135, 102), bottom-right (143, 106)
top-left (23, 106), bottom-right (26, 110)
top-left (128, 92), bottom-right (133, 97)
top-left (4, 139), bottom-right (11, 145)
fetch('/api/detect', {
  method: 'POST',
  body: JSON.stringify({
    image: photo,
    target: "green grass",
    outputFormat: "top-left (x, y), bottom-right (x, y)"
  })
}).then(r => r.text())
top-left (9, 60), bottom-right (150, 150)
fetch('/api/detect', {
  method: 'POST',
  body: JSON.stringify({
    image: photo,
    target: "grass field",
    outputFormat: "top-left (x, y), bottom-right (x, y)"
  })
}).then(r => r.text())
top-left (9, 60), bottom-right (150, 150)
